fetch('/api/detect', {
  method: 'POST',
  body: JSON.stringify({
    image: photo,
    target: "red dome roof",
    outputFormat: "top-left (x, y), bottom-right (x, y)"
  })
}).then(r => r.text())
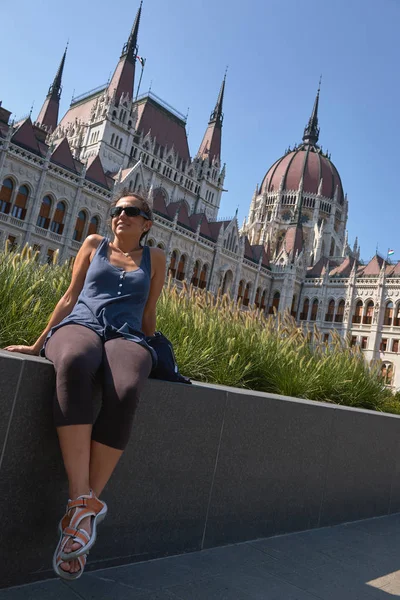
top-left (260, 146), bottom-right (344, 204)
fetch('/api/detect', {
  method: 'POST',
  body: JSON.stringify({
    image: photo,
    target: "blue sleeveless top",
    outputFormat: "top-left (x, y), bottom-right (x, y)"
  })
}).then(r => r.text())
top-left (43, 237), bottom-right (157, 366)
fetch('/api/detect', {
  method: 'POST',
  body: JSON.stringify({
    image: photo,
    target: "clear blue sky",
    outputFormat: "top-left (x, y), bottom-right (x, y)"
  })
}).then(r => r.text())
top-left (1, 0), bottom-right (399, 262)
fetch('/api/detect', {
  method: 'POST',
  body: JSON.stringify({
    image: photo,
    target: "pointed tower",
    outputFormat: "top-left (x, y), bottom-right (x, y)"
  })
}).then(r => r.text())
top-left (108, 2), bottom-right (142, 103)
top-left (302, 79), bottom-right (321, 146)
top-left (36, 46), bottom-right (67, 132)
top-left (197, 73), bottom-right (225, 162)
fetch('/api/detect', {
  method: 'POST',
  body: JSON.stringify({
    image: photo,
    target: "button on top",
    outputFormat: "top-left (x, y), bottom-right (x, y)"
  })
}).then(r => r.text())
top-left (120, 274), bottom-right (124, 279)
top-left (117, 291), bottom-right (121, 295)
top-left (119, 283), bottom-right (122, 287)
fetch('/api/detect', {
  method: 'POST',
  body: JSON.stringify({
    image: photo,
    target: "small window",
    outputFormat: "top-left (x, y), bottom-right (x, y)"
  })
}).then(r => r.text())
top-left (392, 339), bottom-right (399, 353)
top-left (0, 177), bottom-right (14, 214)
top-left (37, 196), bottom-right (52, 229)
top-left (361, 336), bottom-right (368, 350)
top-left (73, 211), bottom-right (87, 242)
top-left (7, 234), bottom-right (17, 251)
top-left (11, 185), bottom-right (29, 220)
top-left (380, 338), bottom-right (388, 352)
top-left (47, 248), bottom-right (55, 265)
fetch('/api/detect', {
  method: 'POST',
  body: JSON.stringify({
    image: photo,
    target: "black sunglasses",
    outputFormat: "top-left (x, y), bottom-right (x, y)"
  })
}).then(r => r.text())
top-left (110, 206), bottom-right (150, 219)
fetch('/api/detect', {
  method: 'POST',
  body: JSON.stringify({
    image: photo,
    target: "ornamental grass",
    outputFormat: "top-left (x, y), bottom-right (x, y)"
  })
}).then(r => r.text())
top-left (0, 242), bottom-right (397, 415)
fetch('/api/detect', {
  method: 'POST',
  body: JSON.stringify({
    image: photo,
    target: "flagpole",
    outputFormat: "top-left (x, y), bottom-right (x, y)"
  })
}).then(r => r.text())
top-left (135, 57), bottom-right (146, 101)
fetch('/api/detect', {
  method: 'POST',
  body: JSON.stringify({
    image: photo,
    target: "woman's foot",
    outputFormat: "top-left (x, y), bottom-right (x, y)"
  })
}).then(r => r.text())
top-left (54, 489), bottom-right (107, 578)
top-left (59, 512), bottom-right (91, 574)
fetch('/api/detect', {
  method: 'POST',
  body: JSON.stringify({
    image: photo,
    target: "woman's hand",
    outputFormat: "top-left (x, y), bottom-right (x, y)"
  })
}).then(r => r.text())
top-left (3, 344), bottom-right (40, 355)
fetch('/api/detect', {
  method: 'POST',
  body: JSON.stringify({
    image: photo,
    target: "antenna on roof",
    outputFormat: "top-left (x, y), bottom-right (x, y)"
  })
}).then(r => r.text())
top-left (29, 101), bottom-right (35, 118)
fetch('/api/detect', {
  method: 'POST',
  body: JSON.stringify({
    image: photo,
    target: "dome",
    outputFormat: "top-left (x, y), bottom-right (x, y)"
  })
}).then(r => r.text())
top-left (260, 146), bottom-right (344, 205)
top-left (260, 84), bottom-right (344, 205)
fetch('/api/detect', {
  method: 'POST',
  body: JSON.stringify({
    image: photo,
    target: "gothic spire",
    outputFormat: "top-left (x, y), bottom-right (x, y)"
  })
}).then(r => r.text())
top-left (209, 70), bottom-right (226, 126)
top-left (108, 2), bottom-right (142, 102)
top-left (197, 71), bottom-right (226, 162)
top-left (302, 77), bottom-right (321, 146)
top-left (121, 1), bottom-right (142, 61)
top-left (36, 44), bottom-right (68, 131)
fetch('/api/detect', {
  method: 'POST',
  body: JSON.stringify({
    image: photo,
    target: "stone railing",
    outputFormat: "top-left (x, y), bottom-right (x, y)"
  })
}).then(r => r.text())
top-left (1, 349), bottom-right (400, 588)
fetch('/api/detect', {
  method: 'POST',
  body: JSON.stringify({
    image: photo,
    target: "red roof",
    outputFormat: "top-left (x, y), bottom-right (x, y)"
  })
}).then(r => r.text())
top-left (359, 254), bottom-right (384, 276)
top-left (108, 58), bottom-right (135, 103)
top-left (36, 96), bottom-right (59, 132)
top-left (59, 95), bottom-right (100, 130)
top-left (329, 256), bottom-right (355, 277)
top-left (389, 261), bottom-right (400, 276)
top-left (85, 155), bottom-right (110, 189)
top-left (11, 118), bottom-right (43, 156)
top-left (135, 96), bottom-right (190, 163)
top-left (197, 122), bottom-right (222, 163)
top-left (284, 224), bottom-right (303, 257)
top-left (51, 138), bottom-right (77, 173)
top-left (208, 221), bottom-right (224, 240)
top-left (261, 146), bottom-right (344, 203)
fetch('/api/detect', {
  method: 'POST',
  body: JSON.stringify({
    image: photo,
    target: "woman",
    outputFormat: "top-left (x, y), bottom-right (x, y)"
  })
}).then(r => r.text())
top-left (5, 191), bottom-right (166, 579)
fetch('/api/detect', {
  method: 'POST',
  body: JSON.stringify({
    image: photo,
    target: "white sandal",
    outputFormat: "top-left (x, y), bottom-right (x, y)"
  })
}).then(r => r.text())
top-left (53, 548), bottom-right (87, 581)
top-left (55, 489), bottom-right (107, 564)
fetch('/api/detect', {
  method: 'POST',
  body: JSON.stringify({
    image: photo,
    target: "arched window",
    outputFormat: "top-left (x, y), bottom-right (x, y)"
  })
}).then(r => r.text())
top-left (50, 201), bottom-right (66, 234)
top-left (384, 301), bottom-right (394, 326)
top-left (87, 215), bottom-right (99, 236)
top-left (157, 242), bottom-right (165, 250)
top-left (73, 210), bottom-right (87, 242)
top-left (199, 264), bottom-right (208, 289)
top-left (363, 300), bottom-right (374, 325)
top-left (243, 283), bottom-right (251, 307)
top-left (36, 195), bottom-right (52, 229)
top-left (335, 299), bottom-right (345, 323)
top-left (310, 299), bottom-right (319, 321)
top-left (191, 260), bottom-right (200, 287)
top-left (381, 362), bottom-right (394, 386)
top-left (147, 239), bottom-right (155, 247)
top-left (394, 303), bottom-right (400, 327)
top-left (325, 299), bottom-right (335, 322)
top-left (300, 298), bottom-right (309, 321)
top-left (168, 251), bottom-right (178, 278)
top-left (269, 291), bottom-right (280, 315)
top-left (111, 134), bottom-right (115, 146)
top-left (177, 254), bottom-right (186, 281)
top-left (237, 280), bottom-right (245, 302)
top-left (259, 290), bottom-right (266, 311)
top-left (11, 185), bottom-right (29, 220)
top-left (291, 294), bottom-right (297, 318)
top-left (118, 138), bottom-right (123, 150)
top-left (0, 178), bottom-right (14, 214)
top-left (254, 287), bottom-right (261, 308)
top-left (353, 300), bottom-right (363, 324)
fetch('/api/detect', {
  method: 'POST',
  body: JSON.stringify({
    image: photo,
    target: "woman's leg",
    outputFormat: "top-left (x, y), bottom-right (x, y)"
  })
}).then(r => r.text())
top-left (89, 339), bottom-right (152, 496)
top-left (46, 324), bottom-right (103, 573)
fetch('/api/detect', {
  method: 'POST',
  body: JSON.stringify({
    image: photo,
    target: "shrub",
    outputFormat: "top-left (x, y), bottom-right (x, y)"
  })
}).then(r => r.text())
top-left (0, 244), bottom-right (397, 415)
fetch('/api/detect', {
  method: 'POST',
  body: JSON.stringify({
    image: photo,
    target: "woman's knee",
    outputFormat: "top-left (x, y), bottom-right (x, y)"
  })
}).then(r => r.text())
top-left (57, 349), bottom-right (98, 380)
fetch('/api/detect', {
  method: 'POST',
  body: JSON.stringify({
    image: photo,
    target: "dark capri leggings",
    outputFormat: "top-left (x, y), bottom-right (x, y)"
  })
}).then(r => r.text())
top-left (45, 324), bottom-right (153, 450)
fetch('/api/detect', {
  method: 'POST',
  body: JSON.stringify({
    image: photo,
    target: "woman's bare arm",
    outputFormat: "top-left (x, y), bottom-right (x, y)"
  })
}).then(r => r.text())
top-left (141, 247), bottom-right (166, 337)
top-left (4, 235), bottom-right (103, 355)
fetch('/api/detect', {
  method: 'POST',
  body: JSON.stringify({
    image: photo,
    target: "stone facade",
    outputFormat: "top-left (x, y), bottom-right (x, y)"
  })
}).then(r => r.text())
top-left (1, 5), bottom-right (399, 390)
